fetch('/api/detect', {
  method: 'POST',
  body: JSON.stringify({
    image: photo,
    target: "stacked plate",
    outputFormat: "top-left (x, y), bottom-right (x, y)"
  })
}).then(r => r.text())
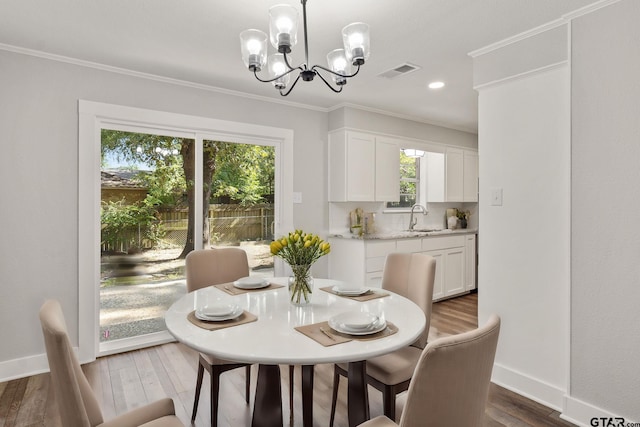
top-left (195, 303), bottom-right (243, 322)
top-left (233, 276), bottom-right (269, 290)
top-left (328, 312), bottom-right (387, 335)
top-left (331, 285), bottom-right (371, 296)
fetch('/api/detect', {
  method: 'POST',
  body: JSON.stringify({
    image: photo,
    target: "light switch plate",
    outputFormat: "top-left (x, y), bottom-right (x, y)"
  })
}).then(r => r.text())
top-left (490, 188), bottom-right (503, 206)
top-left (292, 192), bottom-right (302, 204)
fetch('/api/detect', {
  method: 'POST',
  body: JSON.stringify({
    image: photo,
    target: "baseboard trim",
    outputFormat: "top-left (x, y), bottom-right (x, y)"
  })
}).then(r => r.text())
top-left (0, 353), bottom-right (49, 382)
top-left (99, 331), bottom-right (175, 357)
top-left (561, 396), bottom-right (636, 427)
top-left (491, 363), bottom-right (565, 412)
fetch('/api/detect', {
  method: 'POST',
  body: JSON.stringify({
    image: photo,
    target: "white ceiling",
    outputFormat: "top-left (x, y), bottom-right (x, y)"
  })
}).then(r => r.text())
top-left (0, 0), bottom-right (596, 133)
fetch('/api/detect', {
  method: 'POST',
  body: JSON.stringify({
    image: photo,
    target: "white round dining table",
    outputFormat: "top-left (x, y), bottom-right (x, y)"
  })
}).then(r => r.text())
top-left (165, 277), bottom-right (426, 427)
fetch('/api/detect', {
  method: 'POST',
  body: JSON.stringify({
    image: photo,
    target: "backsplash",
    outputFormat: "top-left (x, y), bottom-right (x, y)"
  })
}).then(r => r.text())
top-left (329, 202), bottom-right (478, 235)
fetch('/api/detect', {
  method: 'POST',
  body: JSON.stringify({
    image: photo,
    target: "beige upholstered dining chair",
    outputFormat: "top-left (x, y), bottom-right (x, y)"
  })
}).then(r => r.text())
top-left (39, 299), bottom-right (184, 427)
top-left (185, 248), bottom-right (252, 427)
top-left (357, 314), bottom-right (501, 427)
top-left (330, 252), bottom-right (436, 425)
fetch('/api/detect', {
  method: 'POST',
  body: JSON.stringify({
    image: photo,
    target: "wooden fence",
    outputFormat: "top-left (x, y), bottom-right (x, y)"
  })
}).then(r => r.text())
top-left (101, 204), bottom-right (274, 253)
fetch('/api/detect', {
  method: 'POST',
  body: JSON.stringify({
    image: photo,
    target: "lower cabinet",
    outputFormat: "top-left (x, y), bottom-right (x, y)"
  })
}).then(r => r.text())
top-left (422, 249), bottom-right (445, 300)
top-left (328, 232), bottom-right (477, 302)
top-left (465, 234), bottom-right (477, 291)
top-left (422, 235), bottom-right (466, 301)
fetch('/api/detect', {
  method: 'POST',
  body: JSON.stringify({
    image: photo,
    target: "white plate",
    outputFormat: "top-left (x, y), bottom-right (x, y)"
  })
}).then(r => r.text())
top-left (195, 304), bottom-right (243, 322)
top-left (328, 312), bottom-right (387, 336)
top-left (332, 286), bottom-right (370, 296)
top-left (233, 276), bottom-right (269, 289)
top-left (200, 303), bottom-right (237, 317)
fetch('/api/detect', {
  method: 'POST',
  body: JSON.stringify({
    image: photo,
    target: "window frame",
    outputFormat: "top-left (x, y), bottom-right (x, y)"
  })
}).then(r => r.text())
top-left (78, 100), bottom-right (294, 362)
top-left (386, 149), bottom-right (424, 211)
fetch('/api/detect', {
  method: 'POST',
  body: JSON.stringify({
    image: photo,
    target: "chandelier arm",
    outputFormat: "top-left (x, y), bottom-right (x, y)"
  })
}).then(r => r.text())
top-left (314, 69), bottom-right (344, 93)
top-left (279, 73), bottom-right (303, 96)
top-left (253, 67), bottom-right (302, 84)
top-left (311, 63), bottom-right (361, 79)
top-left (283, 52), bottom-right (305, 71)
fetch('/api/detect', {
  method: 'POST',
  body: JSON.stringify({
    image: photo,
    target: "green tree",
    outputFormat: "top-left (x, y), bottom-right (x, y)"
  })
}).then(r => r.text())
top-left (101, 130), bottom-right (274, 258)
top-left (211, 142), bottom-right (274, 205)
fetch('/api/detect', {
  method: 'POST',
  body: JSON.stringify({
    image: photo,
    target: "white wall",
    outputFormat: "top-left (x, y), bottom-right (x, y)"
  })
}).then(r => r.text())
top-left (0, 47), bottom-right (474, 381)
top-left (329, 106), bottom-right (477, 148)
top-left (570, 0), bottom-right (640, 420)
top-left (0, 49), bottom-right (328, 378)
top-left (474, 1), bottom-right (640, 423)
top-left (477, 65), bottom-right (571, 409)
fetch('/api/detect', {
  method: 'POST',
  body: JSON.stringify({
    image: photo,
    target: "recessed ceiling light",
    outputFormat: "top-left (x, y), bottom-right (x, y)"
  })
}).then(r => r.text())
top-left (428, 81), bottom-right (445, 89)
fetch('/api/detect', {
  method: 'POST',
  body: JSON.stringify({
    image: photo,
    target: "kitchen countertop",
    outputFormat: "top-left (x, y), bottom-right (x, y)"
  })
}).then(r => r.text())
top-left (330, 228), bottom-right (478, 240)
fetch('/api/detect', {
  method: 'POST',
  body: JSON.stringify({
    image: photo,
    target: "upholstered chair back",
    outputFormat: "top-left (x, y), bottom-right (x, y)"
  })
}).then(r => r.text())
top-left (382, 253), bottom-right (436, 348)
top-left (185, 248), bottom-right (250, 292)
top-left (399, 314), bottom-right (501, 427)
top-left (39, 299), bottom-right (104, 427)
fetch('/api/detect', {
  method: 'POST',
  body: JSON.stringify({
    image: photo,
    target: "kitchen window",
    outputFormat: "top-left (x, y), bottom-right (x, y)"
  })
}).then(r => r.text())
top-left (387, 149), bottom-right (422, 208)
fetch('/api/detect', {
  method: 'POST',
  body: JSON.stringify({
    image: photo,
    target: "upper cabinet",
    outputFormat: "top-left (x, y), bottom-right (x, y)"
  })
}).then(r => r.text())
top-left (463, 150), bottom-right (479, 202)
top-left (328, 130), bottom-right (399, 202)
top-left (374, 136), bottom-right (401, 201)
top-left (445, 148), bottom-right (464, 202)
top-left (427, 148), bottom-right (478, 203)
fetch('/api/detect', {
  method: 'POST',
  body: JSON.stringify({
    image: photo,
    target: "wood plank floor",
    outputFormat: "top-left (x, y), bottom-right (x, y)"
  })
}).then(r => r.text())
top-left (0, 292), bottom-right (575, 427)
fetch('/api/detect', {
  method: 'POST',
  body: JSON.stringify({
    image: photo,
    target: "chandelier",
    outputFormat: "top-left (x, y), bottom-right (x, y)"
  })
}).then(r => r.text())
top-left (239, 0), bottom-right (370, 96)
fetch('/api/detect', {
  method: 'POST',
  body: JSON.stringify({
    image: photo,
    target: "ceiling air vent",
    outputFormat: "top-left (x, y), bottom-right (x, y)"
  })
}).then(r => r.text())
top-left (377, 63), bottom-right (421, 79)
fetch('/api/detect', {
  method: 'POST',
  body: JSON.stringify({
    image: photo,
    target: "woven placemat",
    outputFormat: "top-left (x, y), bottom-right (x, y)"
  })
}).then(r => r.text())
top-left (214, 282), bottom-right (284, 296)
top-left (320, 286), bottom-right (390, 302)
top-left (295, 321), bottom-right (398, 347)
top-left (187, 310), bottom-right (257, 331)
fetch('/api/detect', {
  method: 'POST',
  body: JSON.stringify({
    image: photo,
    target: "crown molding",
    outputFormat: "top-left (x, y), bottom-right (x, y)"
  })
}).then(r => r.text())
top-left (0, 42), bottom-right (327, 113)
top-left (328, 102), bottom-right (478, 135)
top-left (468, 18), bottom-right (567, 58)
top-left (0, 42), bottom-right (477, 134)
top-left (468, 0), bottom-right (622, 59)
top-left (473, 61), bottom-right (568, 91)
top-left (562, 0), bottom-right (622, 20)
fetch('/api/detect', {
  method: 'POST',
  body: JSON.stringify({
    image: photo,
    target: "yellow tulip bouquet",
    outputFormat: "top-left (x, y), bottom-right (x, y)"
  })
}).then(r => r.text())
top-left (270, 230), bottom-right (331, 304)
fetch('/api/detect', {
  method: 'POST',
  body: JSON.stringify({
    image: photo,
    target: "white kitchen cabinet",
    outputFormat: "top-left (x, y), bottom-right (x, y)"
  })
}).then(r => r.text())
top-left (422, 249), bottom-right (445, 300)
top-left (445, 148), bottom-right (464, 202)
top-left (328, 232), bottom-right (476, 301)
top-left (426, 148), bottom-right (478, 203)
top-left (463, 151), bottom-right (479, 202)
top-left (443, 246), bottom-right (465, 297)
top-left (422, 235), bottom-right (466, 300)
top-left (375, 137), bottom-right (401, 201)
top-left (328, 130), bottom-right (399, 202)
top-left (328, 237), bottom-right (397, 288)
top-left (465, 234), bottom-right (477, 291)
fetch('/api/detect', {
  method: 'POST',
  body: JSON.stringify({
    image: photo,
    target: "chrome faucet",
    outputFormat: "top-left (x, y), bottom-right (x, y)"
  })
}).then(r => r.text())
top-left (408, 204), bottom-right (428, 230)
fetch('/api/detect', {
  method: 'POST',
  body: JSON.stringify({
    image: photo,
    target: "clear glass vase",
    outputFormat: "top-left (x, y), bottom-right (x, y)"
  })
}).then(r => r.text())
top-left (288, 264), bottom-right (313, 305)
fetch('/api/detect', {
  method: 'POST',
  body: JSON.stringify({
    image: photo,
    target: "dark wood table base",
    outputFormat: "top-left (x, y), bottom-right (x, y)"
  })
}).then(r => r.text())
top-left (347, 361), bottom-right (370, 426)
top-left (252, 365), bottom-right (283, 427)
top-left (252, 362), bottom-right (369, 427)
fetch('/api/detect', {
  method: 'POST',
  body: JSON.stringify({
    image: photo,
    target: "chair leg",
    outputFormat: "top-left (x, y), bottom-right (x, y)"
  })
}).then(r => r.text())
top-left (192, 362), bottom-right (205, 422)
top-left (289, 365), bottom-right (295, 426)
top-left (245, 365), bottom-right (251, 404)
top-left (329, 365), bottom-right (340, 427)
top-left (210, 367), bottom-right (221, 427)
top-left (382, 385), bottom-right (396, 422)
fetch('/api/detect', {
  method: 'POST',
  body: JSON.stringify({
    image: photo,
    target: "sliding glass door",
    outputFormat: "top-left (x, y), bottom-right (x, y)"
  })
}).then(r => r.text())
top-left (98, 129), bottom-right (276, 353)
top-left (79, 101), bottom-right (294, 361)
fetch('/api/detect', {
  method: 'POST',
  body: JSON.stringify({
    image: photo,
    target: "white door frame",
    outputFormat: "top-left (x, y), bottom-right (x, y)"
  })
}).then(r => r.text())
top-left (78, 100), bottom-right (293, 362)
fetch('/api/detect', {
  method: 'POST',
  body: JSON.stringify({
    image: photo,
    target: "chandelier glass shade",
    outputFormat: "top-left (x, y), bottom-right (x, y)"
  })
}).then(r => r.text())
top-left (239, 0), bottom-right (370, 96)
